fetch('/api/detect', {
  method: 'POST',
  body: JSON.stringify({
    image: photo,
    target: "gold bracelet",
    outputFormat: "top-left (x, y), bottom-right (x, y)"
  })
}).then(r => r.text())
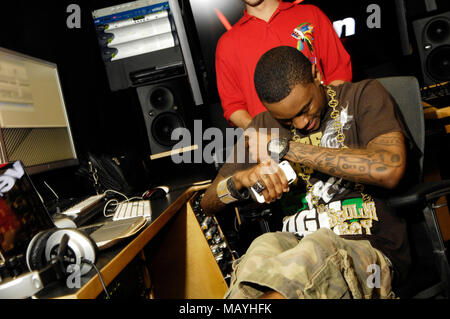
top-left (217, 177), bottom-right (238, 204)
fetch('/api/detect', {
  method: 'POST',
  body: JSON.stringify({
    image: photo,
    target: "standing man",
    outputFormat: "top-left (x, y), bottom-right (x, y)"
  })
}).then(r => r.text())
top-left (216, 0), bottom-right (352, 128)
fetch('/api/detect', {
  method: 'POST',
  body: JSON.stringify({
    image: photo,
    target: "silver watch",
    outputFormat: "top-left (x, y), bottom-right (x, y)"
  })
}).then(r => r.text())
top-left (267, 137), bottom-right (289, 161)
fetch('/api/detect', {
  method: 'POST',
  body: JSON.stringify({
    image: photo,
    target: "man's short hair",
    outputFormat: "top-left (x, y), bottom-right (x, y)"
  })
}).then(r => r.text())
top-left (254, 46), bottom-right (313, 104)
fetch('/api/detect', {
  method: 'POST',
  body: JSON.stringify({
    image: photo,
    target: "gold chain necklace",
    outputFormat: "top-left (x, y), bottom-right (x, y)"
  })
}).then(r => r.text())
top-left (291, 85), bottom-right (373, 214)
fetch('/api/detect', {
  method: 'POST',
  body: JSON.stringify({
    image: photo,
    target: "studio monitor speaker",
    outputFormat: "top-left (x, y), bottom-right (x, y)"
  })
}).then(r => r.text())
top-left (413, 11), bottom-right (450, 85)
top-left (137, 76), bottom-right (195, 158)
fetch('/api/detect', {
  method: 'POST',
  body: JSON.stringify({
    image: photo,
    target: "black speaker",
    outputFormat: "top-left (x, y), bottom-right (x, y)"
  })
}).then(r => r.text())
top-left (137, 76), bottom-right (195, 157)
top-left (413, 11), bottom-right (450, 85)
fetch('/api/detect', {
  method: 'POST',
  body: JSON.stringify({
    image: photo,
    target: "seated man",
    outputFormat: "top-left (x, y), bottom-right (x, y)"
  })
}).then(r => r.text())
top-left (201, 46), bottom-right (412, 299)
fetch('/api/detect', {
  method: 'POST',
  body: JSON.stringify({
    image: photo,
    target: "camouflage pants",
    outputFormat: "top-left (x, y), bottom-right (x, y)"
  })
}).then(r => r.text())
top-left (225, 228), bottom-right (395, 299)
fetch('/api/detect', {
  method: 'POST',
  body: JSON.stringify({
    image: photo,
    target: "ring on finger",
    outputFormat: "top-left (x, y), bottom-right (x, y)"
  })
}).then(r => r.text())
top-left (252, 180), bottom-right (265, 194)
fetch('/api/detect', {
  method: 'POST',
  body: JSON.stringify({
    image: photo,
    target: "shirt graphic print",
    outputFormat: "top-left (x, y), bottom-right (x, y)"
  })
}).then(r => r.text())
top-left (282, 104), bottom-right (378, 239)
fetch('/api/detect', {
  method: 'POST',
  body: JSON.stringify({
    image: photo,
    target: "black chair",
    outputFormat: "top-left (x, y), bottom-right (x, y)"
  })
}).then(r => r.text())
top-left (377, 76), bottom-right (450, 299)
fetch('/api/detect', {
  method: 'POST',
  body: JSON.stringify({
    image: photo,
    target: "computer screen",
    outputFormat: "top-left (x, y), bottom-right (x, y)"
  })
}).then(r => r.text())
top-left (0, 47), bottom-right (78, 175)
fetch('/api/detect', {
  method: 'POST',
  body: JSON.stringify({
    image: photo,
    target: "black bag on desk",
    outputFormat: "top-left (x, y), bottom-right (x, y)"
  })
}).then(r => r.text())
top-left (76, 153), bottom-right (134, 195)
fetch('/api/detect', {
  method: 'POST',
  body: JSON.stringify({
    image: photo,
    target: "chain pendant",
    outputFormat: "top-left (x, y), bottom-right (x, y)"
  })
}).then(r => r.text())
top-left (289, 85), bottom-right (372, 215)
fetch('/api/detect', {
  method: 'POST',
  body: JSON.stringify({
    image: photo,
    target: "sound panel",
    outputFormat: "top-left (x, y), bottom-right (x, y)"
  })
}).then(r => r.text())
top-left (137, 76), bottom-right (195, 158)
top-left (413, 11), bottom-right (450, 85)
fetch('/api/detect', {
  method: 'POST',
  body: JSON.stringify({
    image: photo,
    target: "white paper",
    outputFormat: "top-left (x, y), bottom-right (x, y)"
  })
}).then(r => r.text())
top-left (105, 10), bottom-right (169, 30)
top-left (110, 32), bottom-right (175, 61)
top-left (106, 15), bottom-right (172, 46)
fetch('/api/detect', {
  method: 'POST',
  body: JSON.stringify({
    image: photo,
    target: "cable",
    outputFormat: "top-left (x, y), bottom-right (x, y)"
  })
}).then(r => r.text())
top-left (128, 196), bottom-right (144, 202)
top-left (103, 190), bottom-right (129, 218)
top-left (104, 189), bottom-right (128, 200)
top-left (234, 215), bottom-right (238, 232)
top-left (82, 258), bottom-right (110, 299)
top-left (43, 181), bottom-right (60, 200)
top-left (102, 189), bottom-right (146, 218)
top-left (103, 199), bottom-right (119, 218)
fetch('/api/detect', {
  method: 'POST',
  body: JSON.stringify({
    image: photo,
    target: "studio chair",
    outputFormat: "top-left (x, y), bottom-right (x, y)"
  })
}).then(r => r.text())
top-left (377, 76), bottom-right (450, 299)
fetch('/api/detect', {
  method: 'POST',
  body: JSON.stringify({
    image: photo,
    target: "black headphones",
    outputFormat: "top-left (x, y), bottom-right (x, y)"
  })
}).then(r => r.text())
top-left (26, 228), bottom-right (98, 276)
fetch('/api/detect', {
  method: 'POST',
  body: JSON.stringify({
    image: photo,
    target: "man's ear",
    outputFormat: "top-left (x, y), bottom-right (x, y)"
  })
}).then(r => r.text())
top-left (312, 64), bottom-right (322, 84)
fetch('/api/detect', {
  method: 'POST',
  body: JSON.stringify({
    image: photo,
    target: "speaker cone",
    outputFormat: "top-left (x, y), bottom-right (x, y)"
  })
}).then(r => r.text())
top-left (426, 45), bottom-right (450, 81)
top-left (426, 18), bottom-right (450, 43)
top-left (149, 87), bottom-right (174, 109)
top-left (151, 112), bottom-right (185, 147)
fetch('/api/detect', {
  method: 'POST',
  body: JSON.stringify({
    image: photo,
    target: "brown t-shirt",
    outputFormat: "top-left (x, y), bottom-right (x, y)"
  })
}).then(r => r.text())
top-left (220, 79), bottom-right (411, 283)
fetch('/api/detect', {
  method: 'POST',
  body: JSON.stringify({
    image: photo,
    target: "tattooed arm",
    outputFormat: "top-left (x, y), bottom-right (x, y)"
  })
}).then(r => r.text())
top-left (284, 131), bottom-right (407, 189)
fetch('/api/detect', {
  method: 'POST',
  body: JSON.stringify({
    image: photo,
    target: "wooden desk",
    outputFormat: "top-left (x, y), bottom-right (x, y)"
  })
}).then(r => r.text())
top-left (36, 183), bottom-right (227, 299)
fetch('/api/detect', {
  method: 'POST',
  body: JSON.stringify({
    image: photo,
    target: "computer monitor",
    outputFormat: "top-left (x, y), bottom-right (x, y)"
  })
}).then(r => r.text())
top-left (0, 47), bottom-right (78, 175)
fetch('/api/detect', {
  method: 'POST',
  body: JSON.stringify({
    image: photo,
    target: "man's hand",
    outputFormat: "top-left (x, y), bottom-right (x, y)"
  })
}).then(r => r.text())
top-left (201, 159), bottom-right (291, 215)
top-left (233, 160), bottom-right (290, 203)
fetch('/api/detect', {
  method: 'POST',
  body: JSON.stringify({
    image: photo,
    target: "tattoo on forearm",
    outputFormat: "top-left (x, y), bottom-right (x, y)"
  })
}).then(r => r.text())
top-left (285, 142), bottom-right (404, 185)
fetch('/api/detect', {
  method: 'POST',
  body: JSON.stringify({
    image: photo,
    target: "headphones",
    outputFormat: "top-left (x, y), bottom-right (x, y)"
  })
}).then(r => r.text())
top-left (26, 228), bottom-right (98, 276)
top-left (0, 228), bottom-right (97, 299)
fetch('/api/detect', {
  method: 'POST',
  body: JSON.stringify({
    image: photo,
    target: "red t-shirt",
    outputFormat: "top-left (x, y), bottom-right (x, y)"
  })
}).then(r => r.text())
top-left (216, 1), bottom-right (352, 123)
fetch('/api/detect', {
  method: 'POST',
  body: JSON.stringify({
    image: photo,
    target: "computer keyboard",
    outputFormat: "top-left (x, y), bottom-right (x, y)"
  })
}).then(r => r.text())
top-left (112, 200), bottom-right (151, 221)
top-left (61, 194), bottom-right (106, 217)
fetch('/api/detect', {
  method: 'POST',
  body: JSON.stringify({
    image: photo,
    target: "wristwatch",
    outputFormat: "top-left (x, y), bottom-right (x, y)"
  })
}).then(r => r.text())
top-left (267, 137), bottom-right (289, 161)
top-left (217, 176), bottom-right (249, 204)
top-left (227, 176), bottom-right (250, 200)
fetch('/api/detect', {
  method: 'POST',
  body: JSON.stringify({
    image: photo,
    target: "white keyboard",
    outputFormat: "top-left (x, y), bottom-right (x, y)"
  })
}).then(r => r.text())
top-left (112, 200), bottom-right (151, 221)
top-left (62, 194), bottom-right (106, 217)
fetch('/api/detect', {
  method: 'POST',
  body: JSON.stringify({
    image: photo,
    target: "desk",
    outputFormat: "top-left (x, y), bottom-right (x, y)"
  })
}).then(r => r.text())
top-left (36, 182), bottom-right (228, 299)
